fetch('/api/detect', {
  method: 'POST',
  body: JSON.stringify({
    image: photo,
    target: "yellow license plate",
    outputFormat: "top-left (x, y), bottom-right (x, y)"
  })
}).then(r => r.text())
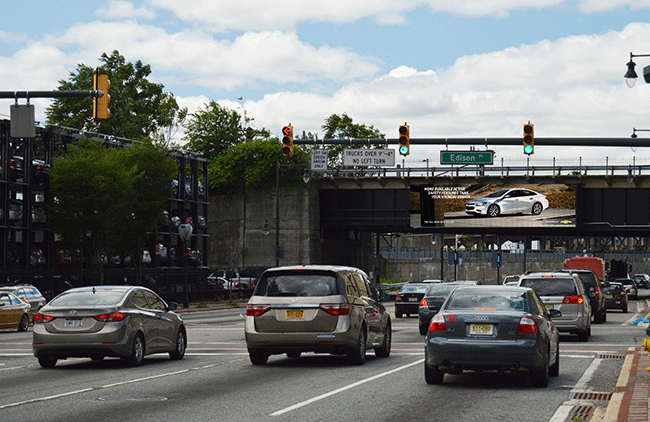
top-left (286, 310), bottom-right (304, 319)
top-left (545, 304), bottom-right (555, 310)
top-left (470, 323), bottom-right (493, 335)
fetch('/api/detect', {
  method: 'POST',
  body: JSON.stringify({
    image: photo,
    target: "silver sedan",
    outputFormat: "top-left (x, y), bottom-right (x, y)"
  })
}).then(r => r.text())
top-left (33, 285), bottom-right (186, 368)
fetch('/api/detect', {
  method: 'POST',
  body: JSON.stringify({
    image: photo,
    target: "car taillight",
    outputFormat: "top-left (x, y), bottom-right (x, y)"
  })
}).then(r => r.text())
top-left (246, 304), bottom-right (271, 316)
top-left (94, 312), bottom-right (129, 322)
top-left (419, 298), bottom-right (428, 307)
top-left (518, 316), bottom-right (538, 334)
top-left (563, 296), bottom-right (584, 304)
top-left (621, 291), bottom-right (627, 297)
top-left (429, 314), bottom-right (446, 332)
top-left (594, 286), bottom-right (600, 300)
top-left (395, 295), bottom-right (403, 302)
top-left (33, 313), bottom-right (54, 323)
top-left (320, 303), bottom-right (351, 316)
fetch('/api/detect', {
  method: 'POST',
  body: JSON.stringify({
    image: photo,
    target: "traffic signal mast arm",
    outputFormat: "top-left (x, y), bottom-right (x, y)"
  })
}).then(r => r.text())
top-left (0, 90), bottom-right (104, 99)
top-left (289, 137), bottom-right (650, 147)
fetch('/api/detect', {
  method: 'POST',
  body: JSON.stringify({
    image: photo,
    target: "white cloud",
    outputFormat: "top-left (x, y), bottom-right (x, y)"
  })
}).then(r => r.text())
top-left (96, 1), bottom-right (156, 20)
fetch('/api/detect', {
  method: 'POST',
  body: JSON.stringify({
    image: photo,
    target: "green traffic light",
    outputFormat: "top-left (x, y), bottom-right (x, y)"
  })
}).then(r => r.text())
top-left (399, 145), bottom-right (409, 155)
top-left (524, 144), bottom-right (534, 154)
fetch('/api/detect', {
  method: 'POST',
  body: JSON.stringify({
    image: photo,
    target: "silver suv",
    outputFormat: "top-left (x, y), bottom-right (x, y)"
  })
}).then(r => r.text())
top-left (245, 265), bottom-right (392, 365)
top-left (518, 271), bottom-right (591, 341)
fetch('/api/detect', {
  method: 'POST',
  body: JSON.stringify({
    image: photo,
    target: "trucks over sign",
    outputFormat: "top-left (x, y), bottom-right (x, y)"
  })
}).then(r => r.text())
top-left (342, 149), bottom-right (395, 167)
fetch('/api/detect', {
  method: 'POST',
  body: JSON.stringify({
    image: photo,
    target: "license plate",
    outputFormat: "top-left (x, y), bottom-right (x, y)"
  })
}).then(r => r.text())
top-left (545, 304), bottom-right (555, 310)
top-left (286, 310), bottom-right (304, 319)
top-left (408, 297), bottom-right (419, 302)
top-left (470, 323), bottom-right (493, 335)
top-left (65, 319), bottom-right (82, 327)
top-left (605, 294), bottom-right (613, 298)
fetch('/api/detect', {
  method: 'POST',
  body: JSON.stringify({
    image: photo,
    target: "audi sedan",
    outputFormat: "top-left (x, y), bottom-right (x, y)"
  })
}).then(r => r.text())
top-left (465, 188), bottom-right (549, 217)
top-left (424, 285), bottom-right (561, 387)
top-left (33, 286), bottom-right (186, 368)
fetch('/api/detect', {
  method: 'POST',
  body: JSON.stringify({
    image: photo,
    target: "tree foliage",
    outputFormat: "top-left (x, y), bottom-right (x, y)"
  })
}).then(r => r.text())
top-left (49, 139), bottom-right (177, 283)
top-left (183, 101), bottom-right (244, 158)
top-left (322, 113), bottom-right (385, 167)
top-left (46, 50), bottom-right (185, 141)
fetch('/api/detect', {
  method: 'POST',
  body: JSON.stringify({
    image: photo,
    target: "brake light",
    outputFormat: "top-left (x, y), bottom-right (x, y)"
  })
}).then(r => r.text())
top-left (518, 316), bottom-right (538, 334)
top-left (246, 304), bottom-right (271, 316)
top-left (594, 286), bottom-right (600, 300)
top-left (33, 313), bottom-right (54, 323)
top-left (395, 295), bottom-right (403, 302)
top-left (621, 291), bottom-right (627, 297)
top-left (419, 298), bottom-right (428, 307)
top-left (320, 303), bottom-right (351, 316)
top-left (429, 314), bottom-right (446, 332)
top-left (563, 296), bottom-right (584, 304)
top-left (94, 312), bottom-right (129, 322)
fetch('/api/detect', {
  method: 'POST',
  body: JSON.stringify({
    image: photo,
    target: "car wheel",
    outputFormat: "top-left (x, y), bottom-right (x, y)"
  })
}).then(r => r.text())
top-left (602, 309), bottom-right (607, 322)
top-left (91, 356), bottom-right (105, 361)
top-left (487, 204), bottom-right (500, 217)
top-left (17, 314), bottom-right (29, 332)
top-left (425, 363), bottom-right (444, 385)
top-left (249, 349), bottom-right (269, 365)
top-left (347, 326), bottom-right (367, 365)
top-left (128, 333), bottom-right (145, 367)
top-left (375, 320), bottom-right (391, 358)
top-left (395, 312), bottom-right (402, 318)
top-left (169, 328), bottom-right (187, 360)
top-left (578, 328), bottom-right (589, 342)
top-left (594, 309), bottom-right (603, 324)
top-left (38, 356), bottom-right (57, 369)
top-left (419, 324), bottom-right (428, 335)
top-left (530, 352), bottom-right (549, 387)
top-left (531, 202), bottom-right (543, 215)
top-left (549, 343), bottom-right (559, 377)
top-left (623, 305), bottom-right (628, 313)
top-left (286, 351), bottom-right (301, 358)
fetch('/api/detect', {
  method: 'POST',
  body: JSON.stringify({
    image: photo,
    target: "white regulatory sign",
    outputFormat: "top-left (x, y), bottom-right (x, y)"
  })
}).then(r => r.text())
top-left (311, 149), bottom-right (328, 171)
top-left (342, 149), bottom-right (396, 167)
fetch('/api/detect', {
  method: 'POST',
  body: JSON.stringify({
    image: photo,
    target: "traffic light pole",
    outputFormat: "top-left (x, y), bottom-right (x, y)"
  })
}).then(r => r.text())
top-left (292, 137), bottom-right (650, 147)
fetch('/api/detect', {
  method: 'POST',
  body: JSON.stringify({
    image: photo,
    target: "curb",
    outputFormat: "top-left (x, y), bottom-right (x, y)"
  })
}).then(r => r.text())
top-left (602, 347), bottom-right (637, 422)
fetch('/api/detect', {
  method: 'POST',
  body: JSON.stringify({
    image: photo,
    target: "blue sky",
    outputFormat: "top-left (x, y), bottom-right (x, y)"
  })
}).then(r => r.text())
top-left (2, 1), bottom-right (650, 163)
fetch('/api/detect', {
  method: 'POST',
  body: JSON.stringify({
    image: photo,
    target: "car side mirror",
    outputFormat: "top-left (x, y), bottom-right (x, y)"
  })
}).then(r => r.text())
top-left (168, 302), bottom-right (178, 311)
top-left (548, 309), bottom-right (562, 319)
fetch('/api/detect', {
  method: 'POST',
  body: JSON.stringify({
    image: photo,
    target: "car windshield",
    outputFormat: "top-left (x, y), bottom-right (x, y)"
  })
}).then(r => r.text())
top-left (49, 290), bottom-right (127, 307)
top-left (519, 277), bottom-right (577, 296)
top-left (255, 271), bottom-right (340, 297)
top-left (446, 290), bottom-right (528, 311)
top-left (399, 285), bottom-right (429, 294)
top-left (426, 284), bottom-right (461, 297)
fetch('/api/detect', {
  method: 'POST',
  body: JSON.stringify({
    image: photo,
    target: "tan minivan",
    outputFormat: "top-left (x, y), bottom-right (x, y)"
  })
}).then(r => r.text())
top-left (245, 265), bottom-right (392, 365)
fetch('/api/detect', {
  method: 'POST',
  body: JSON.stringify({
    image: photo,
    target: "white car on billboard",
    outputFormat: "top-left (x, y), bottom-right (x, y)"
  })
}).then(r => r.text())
top-left (465, 188), bottom-right (549, 217)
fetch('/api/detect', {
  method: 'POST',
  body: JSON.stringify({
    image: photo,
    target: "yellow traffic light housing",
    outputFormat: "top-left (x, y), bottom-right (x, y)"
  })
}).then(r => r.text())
top-left (282, 125), bottom-right (294, 156)
top-left (398, 124), bottom-right (410, 156)
top-left (523, 123), bottom-right (534, 155)
top-left (94, 74), bottom-right (111, 119)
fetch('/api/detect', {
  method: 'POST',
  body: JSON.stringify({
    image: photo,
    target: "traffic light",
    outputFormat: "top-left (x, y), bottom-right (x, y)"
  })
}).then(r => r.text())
top-left (447, 250), bottom-right (459, 266)
top-left (282, 125), bottom-right (293, 156)
top-left (94, 73), bottom-right (111, 119)
top-left (491, 250), bottom-right (502, 269)
top-left (523, 123), bottom-right (534, 155)
top-left (398, 124), bottom-right (410, 156)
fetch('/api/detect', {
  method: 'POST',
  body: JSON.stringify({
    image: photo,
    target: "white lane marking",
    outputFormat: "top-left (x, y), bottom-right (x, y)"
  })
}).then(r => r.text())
top-left (269, 359), bottom-right (424, 417)
top-left (0, 388), bottom-right (94, 409)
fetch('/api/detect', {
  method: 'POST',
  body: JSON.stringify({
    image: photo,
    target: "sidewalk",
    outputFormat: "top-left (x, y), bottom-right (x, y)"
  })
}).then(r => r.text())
top-left (599, 347), bottom-right (649, 422)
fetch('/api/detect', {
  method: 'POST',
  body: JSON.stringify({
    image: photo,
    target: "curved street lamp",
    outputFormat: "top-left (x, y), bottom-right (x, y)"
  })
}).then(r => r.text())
top-left (625, 52), bottom-right (650, 88)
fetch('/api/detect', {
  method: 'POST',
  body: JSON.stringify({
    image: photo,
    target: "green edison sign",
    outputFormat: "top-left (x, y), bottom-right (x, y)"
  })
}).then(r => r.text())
top-left (440, 150), bottom-right (494, 165)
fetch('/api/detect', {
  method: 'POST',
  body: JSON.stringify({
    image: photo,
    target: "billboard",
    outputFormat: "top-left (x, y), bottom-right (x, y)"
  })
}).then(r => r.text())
top-left (413, 183), bottom-right (576, 229)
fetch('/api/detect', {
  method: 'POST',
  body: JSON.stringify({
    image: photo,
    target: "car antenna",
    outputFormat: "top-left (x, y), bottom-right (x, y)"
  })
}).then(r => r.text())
top-left (92, 286), bottom-right (96, 294)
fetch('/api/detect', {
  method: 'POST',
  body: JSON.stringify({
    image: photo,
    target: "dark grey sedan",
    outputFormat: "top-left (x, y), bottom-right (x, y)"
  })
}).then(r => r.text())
top-left (33, 286), bottom-right (186, 368)
top-left (418, 282), bottom-right (477, 335)
top-left (424, 286), bottom-right (561, 387)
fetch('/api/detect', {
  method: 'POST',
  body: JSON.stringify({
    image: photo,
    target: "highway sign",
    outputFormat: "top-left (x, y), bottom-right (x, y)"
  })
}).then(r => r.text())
top-left (440, 150), bottom-right (494, 165)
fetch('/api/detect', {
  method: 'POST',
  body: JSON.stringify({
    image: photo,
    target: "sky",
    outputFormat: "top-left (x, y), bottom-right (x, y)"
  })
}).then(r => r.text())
top-left (2, 0), bottom-right (650, 166)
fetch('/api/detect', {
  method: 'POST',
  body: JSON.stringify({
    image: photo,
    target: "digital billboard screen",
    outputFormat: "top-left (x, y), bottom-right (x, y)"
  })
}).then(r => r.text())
top-left (413, 183), bottom-right (576, 229)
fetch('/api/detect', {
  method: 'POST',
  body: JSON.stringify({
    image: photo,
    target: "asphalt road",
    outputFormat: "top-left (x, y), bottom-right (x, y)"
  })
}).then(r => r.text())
top-left (0, 294), bottom-right (647, 422)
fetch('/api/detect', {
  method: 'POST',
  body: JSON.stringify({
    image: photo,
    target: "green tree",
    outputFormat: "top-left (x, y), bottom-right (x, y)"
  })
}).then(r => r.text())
top-left (322, 113), bottom-right (385, 167)
top-left (46, 50), bottom-right (185, 141)
top-left (183, 101), bottom-right (244, 158)
top-left (49, 139), bottom-right (178, 283)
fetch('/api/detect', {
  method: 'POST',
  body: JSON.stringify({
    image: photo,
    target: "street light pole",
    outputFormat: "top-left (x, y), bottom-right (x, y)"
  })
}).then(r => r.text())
top-left (275, 162), bottom-right (309, 267)
top-left (178, 223), bottom-right (193, 308)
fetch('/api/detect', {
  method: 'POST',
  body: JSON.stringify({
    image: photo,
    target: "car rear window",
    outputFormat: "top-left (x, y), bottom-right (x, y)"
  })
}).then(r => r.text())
top-left (446, 290), bottom-right (528, 311)
top-left (49, 290), bottom-right (127, 307)
top-left (520, 277), bottom-right (577, 296)
top-left (426, 284), bottom-right (460, 297)
top-left (573, 272), bottom-right (596, 288)
top-left (399, 285), bottom-right (429, 294)
top-left (255, 271), bottom-right (341, 297)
